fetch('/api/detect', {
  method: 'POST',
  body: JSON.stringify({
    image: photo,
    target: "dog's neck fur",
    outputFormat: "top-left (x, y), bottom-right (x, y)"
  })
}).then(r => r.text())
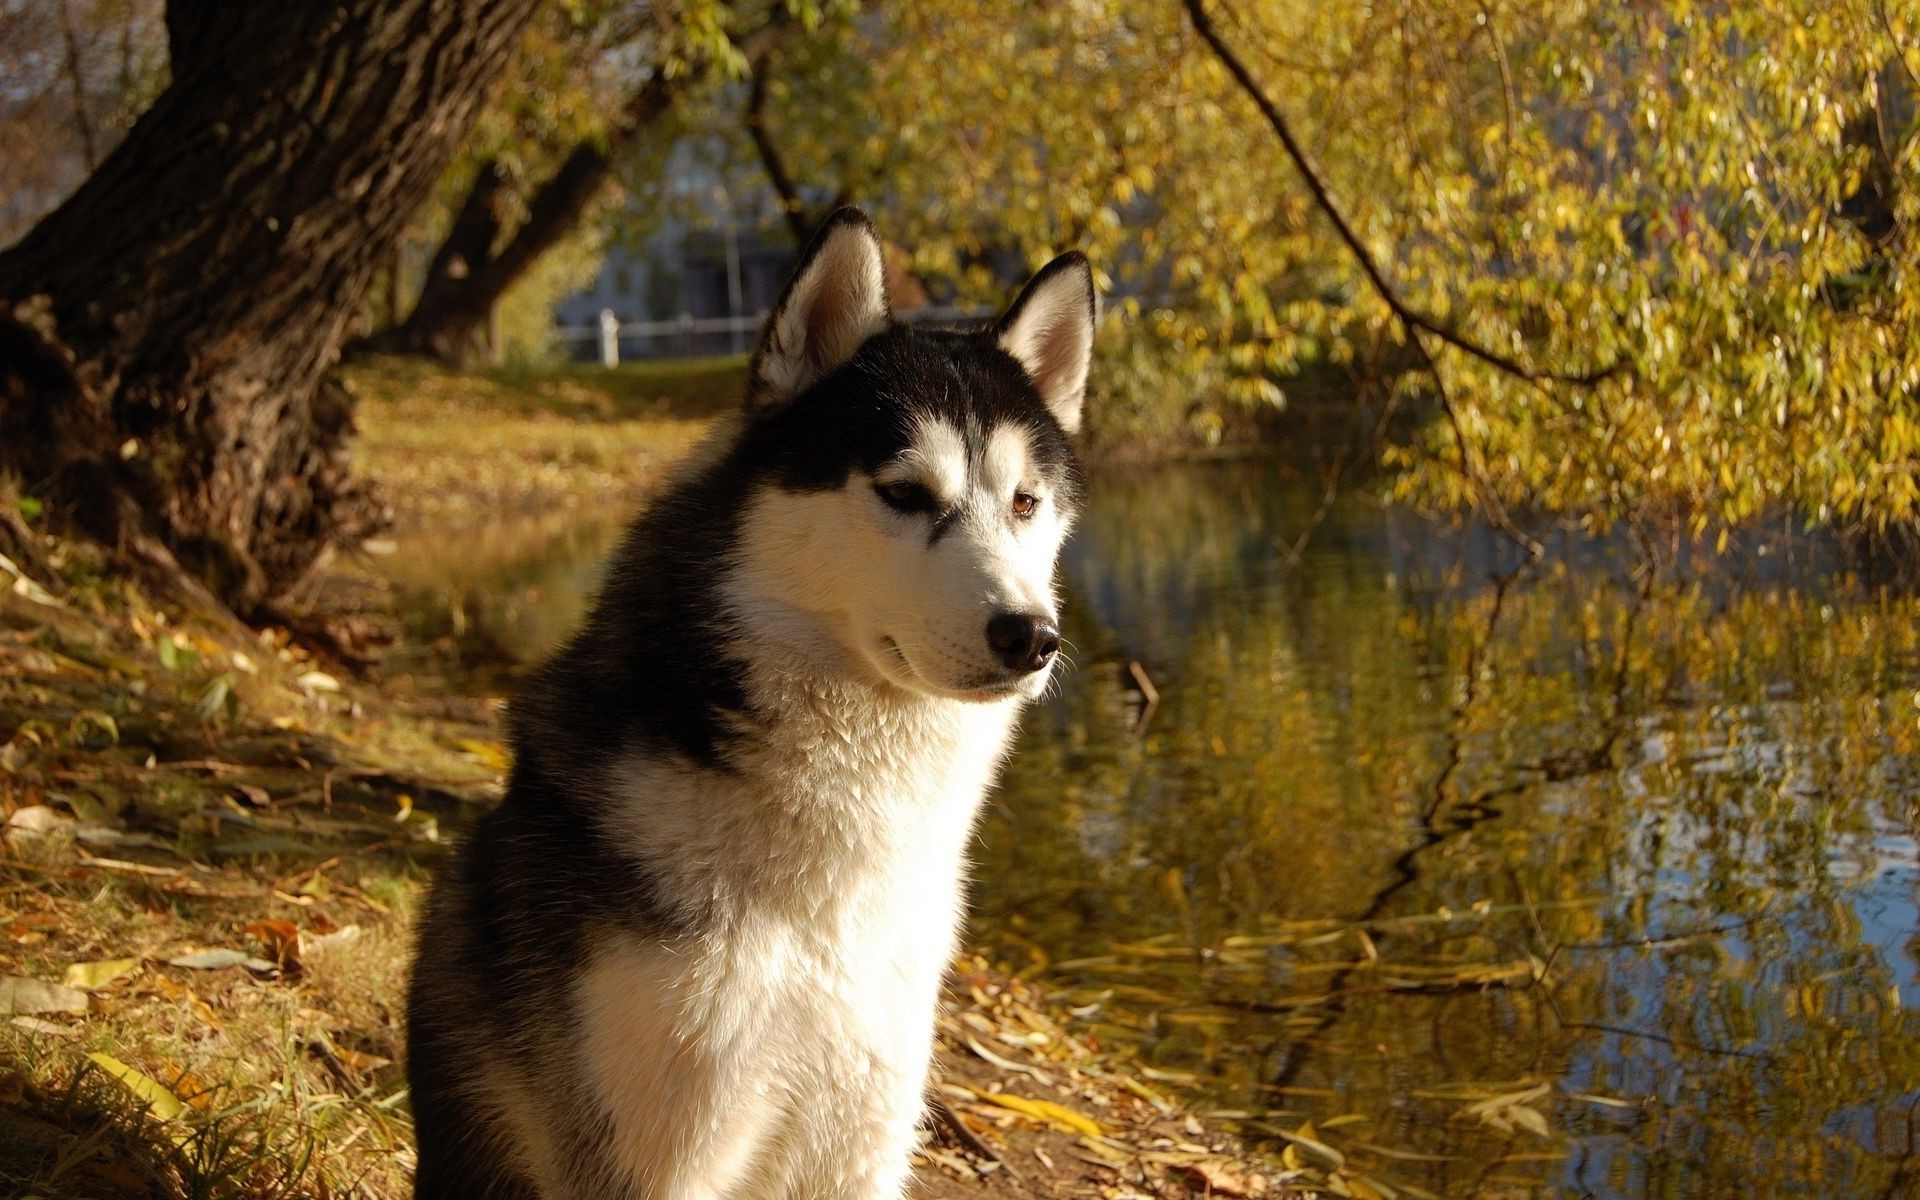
top-left (599, 605), bottom-right (1024, 932)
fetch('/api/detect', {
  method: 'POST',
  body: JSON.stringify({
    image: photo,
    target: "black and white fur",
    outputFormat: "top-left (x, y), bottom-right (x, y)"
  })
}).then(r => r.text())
top-left (407, 208), bottom-right (1098, 1200)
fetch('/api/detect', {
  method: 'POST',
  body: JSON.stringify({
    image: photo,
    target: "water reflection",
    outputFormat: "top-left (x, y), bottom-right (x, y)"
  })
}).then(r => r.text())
top-left (990, 462), bottom-right (1920, 1199)
top-left (378, 460), bottom-right (1920, 1199)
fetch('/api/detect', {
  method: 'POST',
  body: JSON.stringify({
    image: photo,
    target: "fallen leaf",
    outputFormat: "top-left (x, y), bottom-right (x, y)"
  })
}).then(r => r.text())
top-left (303, 923), bottom-right (361, 954)
top-left (336, 1047), bottom-right (393, 1074)
top-left (167, 949), bottom-right (278, 973)
top-left (971, 1090), bottom-right (1103, 1138)
top-left (0, 552), bottom-right (63, 606)
top-left (296, 670), bottom-right (341, 692)
top-left (86, 1053), bottom-right (185, 1120)
top-left (6, 912), bottom-right (59, 942)
top-left (1564, 1089), bottom-right (1639, 1110)
top-left (10, 1016), bottom-right (80, 1038)
top-left (1463, 1082), bottom-right (1554, 1137)
top-left (963, 1034), bottom-right (1044, 1077)
top-left (73, 827), bottom-right (171, 851)
top-left (1118, 1075), bottom-right (1175, 1114)
top-left (246, 919), bottom-right (303, 971)
top-left (3, 805), bottom-right (71, 845)
top-left (170, 1070), bottom-right (227, 1112)
top-left (1506, 1103), bottom-right (1551, 1138)
top-left (152, 976), bottom-right (223, 1033)
top-left (0, 975), bottom-right (88, 1015)
top-left (63, 958), bottom-right (140, 991)
top-left (1347, 1175), bottom-right (1388, 1200)
top-left (1273, 1122), bottom-right (1345, 1169)
top-left (308, 1032), bottom-right (394, 1082)
top-left (1185, 1160), bottom-right (1253, 1196)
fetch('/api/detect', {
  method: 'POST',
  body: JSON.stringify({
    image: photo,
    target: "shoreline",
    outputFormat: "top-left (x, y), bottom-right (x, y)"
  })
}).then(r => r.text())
top-left (0, 357), bottom-right (1322, 1198)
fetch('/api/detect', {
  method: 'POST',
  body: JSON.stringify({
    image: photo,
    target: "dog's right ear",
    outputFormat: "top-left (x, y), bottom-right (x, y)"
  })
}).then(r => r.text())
top-left (747, 208), bottom-right (890, 411)
top-left (995, 251), bottom-right (1097, 436)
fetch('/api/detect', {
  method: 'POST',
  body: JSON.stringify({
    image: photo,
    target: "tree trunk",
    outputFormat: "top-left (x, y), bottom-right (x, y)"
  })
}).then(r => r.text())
top-left (363, 73), bottom-right (680, 366)
top-left (0, 0), bottom-right (542, 615)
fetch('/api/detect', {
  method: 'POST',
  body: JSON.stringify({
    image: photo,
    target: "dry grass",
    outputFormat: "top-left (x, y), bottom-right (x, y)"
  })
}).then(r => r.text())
top-left (343, 354), bottom-right (743, 526)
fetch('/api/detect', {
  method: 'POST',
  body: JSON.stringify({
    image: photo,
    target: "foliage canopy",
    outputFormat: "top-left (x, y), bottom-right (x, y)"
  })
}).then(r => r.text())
top-left (725, 0), bottom-right (1920, 541)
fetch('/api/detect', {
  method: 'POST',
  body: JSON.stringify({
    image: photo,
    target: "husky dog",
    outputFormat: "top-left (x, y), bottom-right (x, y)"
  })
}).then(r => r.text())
top-left (407, 209), bottom-right (1097, 1200)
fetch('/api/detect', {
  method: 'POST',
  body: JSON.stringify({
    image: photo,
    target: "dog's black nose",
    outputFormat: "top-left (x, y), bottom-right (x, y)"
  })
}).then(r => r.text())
top-left (986, 613), bottom-right (1060, 673)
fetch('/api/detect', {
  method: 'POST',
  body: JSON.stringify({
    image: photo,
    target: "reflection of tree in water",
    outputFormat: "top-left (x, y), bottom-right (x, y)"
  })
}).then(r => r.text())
top-left (977, 461), bottom-right (1920, 1200)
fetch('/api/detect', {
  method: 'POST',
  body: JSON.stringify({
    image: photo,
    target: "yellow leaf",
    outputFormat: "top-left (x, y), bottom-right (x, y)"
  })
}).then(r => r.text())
top-left (972, 1090), bottom-right (1103, 1137)
top-left (1347, 1178), bottom-right (1384, 1200)
top-left (1184, 1159), bottom-right (1253, 1196)
top-left (457, 738), bottom-right (511, 772)
top-left (62, 958), bottom-right (139, 991)
top-left (1275, 1123), bottom-right (1345, 1169)
top-left (86, 1053), bottom-right (185, 1121)
top-left (1118, 1075), bottom-right (1174, 1113)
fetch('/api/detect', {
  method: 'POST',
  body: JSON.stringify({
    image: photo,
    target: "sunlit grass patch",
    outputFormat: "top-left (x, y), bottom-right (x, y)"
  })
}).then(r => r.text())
top-left (342, 355), bottom-right (744, 525)
top-left (1, 881), bottom-right (420, 1199)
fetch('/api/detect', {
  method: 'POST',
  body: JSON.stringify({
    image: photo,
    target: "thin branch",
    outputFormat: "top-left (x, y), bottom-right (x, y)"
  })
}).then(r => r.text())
top-left (1181, 0), bottom-right (1617, 387)
top-left (745, 37), bottom-right (814, 247)
top-left (56, 0), bottom-right (97, 171)
top-left (1411, 330), bottom-right (1544, 557)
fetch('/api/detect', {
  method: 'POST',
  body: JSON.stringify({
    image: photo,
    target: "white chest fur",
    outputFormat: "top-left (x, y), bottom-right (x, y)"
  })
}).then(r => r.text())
top-left (573, 677), bottom-right (1020, 1200)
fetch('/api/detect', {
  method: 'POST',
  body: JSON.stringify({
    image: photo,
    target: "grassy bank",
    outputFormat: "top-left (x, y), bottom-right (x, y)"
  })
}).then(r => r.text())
top-left (0, 357), bottom-right (1313, 1198)
top-left (343, 356), bottom-right (743, 525)
top-left (342, 352), bottom-right (1347, 515)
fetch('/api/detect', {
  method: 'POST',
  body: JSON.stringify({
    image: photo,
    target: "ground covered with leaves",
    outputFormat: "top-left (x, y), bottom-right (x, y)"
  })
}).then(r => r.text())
top-left (0, 358), bottom-right (1338, 1199)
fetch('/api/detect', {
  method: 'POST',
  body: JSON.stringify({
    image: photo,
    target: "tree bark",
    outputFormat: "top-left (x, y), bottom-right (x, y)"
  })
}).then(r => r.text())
top-left (0, 0), bottom-right (542, 615)
top-left (363, 72), bottom-right (681, 365)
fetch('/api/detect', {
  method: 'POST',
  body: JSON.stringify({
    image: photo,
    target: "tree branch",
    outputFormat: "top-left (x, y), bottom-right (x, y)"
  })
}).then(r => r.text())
top-left (414, 158), bottom-right (507, 298)
top-left (56, 0), bottom-right (97, 170)
top-left (470, 67), bottom-right (683, 298)
top-left (745, 41), bottom-right (814, 246)
top-left (1181, 0), bottom-right (1617, 387)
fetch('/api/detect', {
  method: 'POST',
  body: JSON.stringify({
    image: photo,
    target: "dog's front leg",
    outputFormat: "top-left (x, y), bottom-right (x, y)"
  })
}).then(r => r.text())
top-left (760, 1058), bottom-right (929, 1200)
top-left (572, 943), bottom-right (780, 1200)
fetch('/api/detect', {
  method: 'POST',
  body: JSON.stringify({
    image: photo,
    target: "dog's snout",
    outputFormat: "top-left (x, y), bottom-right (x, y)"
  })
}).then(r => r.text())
top-left (986, 612), bottom-right (1060, 673)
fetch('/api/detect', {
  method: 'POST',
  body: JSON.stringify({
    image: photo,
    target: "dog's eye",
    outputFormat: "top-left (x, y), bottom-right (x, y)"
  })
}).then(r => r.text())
top-left (1011, 491), bottom-right (1039, 518)
top-left (876, 480), bottom-right (935, 513)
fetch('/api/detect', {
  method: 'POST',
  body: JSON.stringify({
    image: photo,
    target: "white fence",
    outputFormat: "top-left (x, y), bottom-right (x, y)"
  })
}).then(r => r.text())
top-left (557, 304), bottom-right (997, 367)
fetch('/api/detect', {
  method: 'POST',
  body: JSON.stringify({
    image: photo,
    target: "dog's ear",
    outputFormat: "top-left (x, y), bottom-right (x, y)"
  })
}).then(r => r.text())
top-left (748, 207), bottom-right (890, 410)
top-left (995, 252), bottom-right (1096, 435)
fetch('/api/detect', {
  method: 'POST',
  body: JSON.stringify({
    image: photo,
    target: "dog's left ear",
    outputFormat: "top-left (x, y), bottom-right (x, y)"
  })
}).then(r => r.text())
top-left (749, 207), bottom-right (891, 410)
top-left (995, 252), bottom-right (1097, 435)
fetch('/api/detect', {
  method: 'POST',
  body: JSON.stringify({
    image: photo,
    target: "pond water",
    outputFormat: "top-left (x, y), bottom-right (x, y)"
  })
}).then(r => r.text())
top-left (377, 459), bottom-right (1920, 1200)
